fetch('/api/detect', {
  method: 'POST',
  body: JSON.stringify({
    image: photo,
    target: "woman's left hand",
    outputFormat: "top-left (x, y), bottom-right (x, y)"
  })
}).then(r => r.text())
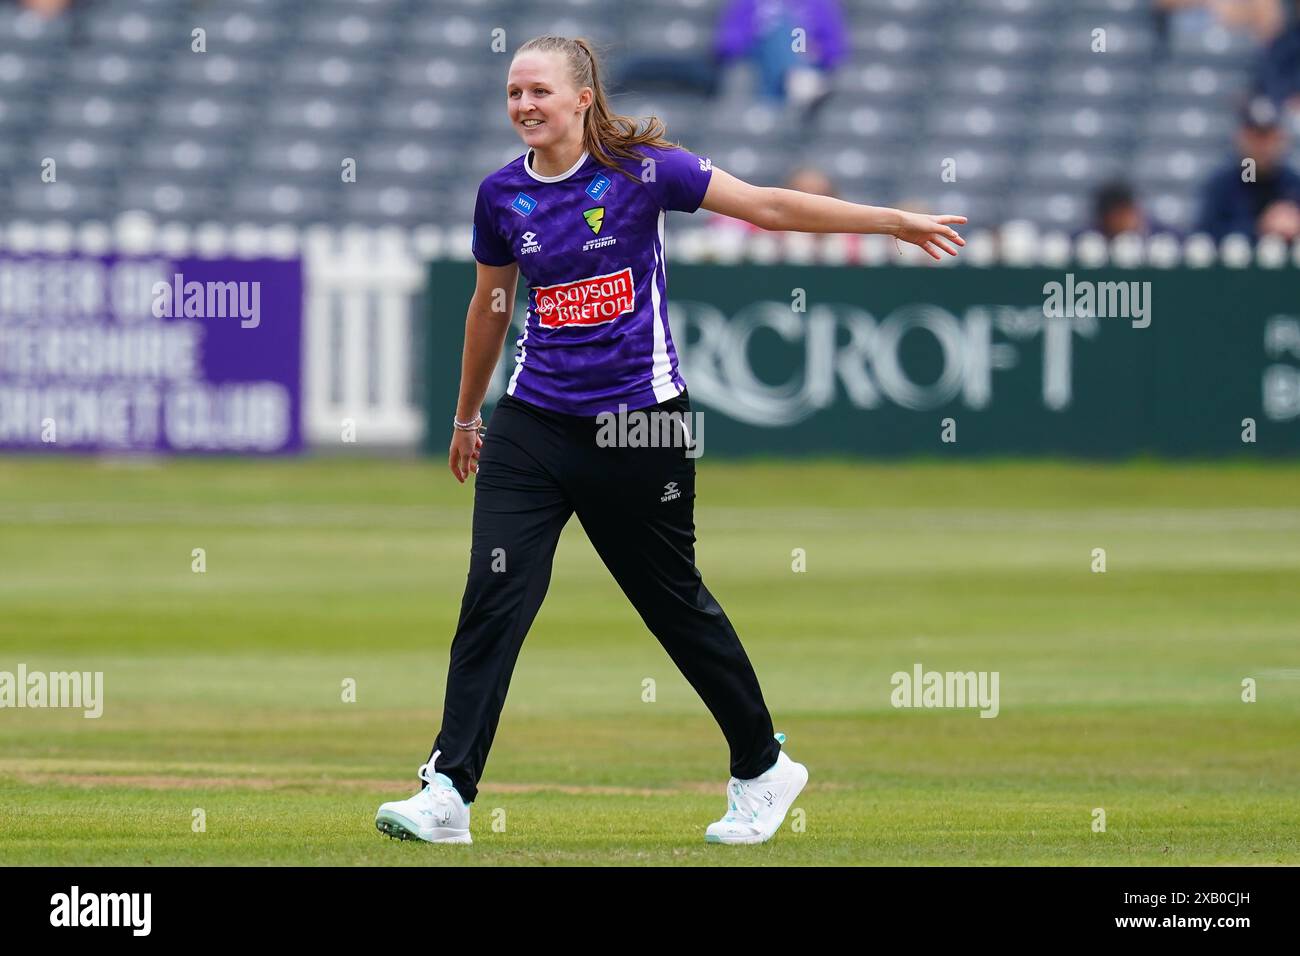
top-left (894, 213), bottom-right (967, 260)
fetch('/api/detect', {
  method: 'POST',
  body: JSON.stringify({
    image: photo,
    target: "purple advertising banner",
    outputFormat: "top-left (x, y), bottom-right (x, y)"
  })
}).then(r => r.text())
top-left (0, 253), bottom-right (302, 454)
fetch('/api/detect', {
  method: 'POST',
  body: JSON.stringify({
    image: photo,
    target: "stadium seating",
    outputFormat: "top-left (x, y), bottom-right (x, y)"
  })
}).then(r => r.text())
top-left (2, 0), bottom-right (1287, 233)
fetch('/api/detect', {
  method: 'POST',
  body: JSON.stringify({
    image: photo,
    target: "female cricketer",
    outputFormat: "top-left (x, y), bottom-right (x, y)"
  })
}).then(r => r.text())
top-left (376, 34), bottom-right (965, 846)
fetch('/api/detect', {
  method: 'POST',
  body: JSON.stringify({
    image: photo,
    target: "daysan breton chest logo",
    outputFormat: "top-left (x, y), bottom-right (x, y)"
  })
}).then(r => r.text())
top-left (581, 206), bottom-right (617, 252)
top-left (519, 230), bottom-right (541, 255)
top-left (533, 267), bottom-right (635, 329)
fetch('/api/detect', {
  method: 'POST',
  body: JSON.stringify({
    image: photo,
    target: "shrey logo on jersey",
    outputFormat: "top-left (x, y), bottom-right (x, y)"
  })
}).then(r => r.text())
top-left (519, 231), bottom-right (541, 255)
top-left (533, 267), bottom-right (635, 329)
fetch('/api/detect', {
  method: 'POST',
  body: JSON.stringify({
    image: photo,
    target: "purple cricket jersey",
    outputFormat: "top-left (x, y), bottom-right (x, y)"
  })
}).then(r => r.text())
top-left (471, 142), bottom-right (714, 416)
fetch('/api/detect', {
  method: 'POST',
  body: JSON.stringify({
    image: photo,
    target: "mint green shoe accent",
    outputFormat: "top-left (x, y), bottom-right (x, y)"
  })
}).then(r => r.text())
top-left (774, 732), bottom-right (786, 745)
top-left (375, 809), bottom-right (423, 841)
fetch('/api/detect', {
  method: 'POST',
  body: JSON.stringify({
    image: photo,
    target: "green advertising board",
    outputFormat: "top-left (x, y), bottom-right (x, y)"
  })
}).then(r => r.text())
top-left (426, 261), bottom-right (1300, 457)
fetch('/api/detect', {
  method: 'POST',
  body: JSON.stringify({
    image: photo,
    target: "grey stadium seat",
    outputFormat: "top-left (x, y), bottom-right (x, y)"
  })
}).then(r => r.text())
top-left (372, 94), bottom-right (486, 137)
top-left (1007, 190), bottom-right (1093, 230)
top-left (1024, 146), bottom-right (1132, 188)
top-left (152, 94), bottom-right (260, 134)
top-left (166, 51), bottom-right (275, 92)
top-left (263, 94), bottom-right (371, 134)
top-left (0, 5), bottom-right (73, 50)
top-left (227, 179), bottom-right (338, 224)
top-left (136, 136), bottom-right (241, 178)
top-left (118, 179), bottom-right (227, 219)
top-left (814, 100), bottom-right (920, 144)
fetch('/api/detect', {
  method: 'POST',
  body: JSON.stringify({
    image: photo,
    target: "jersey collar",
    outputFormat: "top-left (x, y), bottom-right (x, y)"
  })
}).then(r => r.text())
top-left (524, 147), bottom-right (590, 183)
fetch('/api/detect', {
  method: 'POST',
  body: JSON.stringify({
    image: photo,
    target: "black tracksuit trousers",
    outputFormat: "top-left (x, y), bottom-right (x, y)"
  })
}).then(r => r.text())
top-left (423, 389), bottom-right (780, 805)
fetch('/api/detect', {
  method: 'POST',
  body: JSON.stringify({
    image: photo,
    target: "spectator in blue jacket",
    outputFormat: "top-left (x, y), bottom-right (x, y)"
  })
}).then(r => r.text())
top-left (1253, 0), bottom-right (1300, 107)
top-left (1196, 95), bottom-right (1300, 240)
top-left (715, 0), bottom-right (847, 110)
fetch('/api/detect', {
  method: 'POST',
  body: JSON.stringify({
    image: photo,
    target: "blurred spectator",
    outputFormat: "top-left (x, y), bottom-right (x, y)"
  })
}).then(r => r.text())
top-left (1155, 0), bottom-right (1285, 47)
top-left (1197, 95), bottom-right (1300, 239)
top-left (716, 0), bottom-right (846, 118)
top-left (1090, 181), bottom-right (1179, 238)
top-left (18, 0), bottom-right (73, 15)
top-left (1253, 1), bottom-right (1300, 109)
top-left (612, 0), bottom-right (847, 123)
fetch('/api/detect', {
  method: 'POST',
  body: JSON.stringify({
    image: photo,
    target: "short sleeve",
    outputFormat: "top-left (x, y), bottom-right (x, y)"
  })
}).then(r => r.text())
top-left (471, 180), bottom-right (515, 266)
top-left (643, 145), bottom-right (714, 214)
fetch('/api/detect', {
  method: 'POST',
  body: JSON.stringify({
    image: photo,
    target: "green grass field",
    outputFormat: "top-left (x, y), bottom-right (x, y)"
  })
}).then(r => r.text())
top-left (0, 456), bottom-right (1297, 866)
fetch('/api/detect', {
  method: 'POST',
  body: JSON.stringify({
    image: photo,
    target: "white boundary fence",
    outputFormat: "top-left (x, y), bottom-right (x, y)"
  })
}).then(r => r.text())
top-left (299, 229), bottom-right (426, 446)
top-left (4, 216), bottom-right (1299, 450)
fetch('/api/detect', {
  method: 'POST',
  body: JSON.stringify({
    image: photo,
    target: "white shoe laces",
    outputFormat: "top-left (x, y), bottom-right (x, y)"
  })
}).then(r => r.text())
top-left (723, 778), bottom-right (764, 825)
top-left (416, 749), bottom-right (464, 815)
top-left (721, 734), bottom-right (788, 826)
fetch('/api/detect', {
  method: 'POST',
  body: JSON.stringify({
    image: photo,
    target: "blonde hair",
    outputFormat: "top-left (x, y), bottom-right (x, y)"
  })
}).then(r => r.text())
top-left (514, 35), bottom-right (682, 183)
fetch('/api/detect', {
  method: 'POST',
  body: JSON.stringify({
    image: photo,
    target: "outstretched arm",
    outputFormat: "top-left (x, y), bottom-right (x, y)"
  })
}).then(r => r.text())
top-left (699, 166), bottom-right (967, 260)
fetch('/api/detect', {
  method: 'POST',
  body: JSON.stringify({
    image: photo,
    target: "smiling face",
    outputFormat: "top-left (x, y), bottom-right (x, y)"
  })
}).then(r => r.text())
top-left (506, 51), bottom-right (591, 151)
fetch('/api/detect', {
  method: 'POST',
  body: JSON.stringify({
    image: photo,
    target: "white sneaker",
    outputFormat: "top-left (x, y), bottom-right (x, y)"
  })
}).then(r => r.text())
top-left (705, 732), bottom-right (808, 845)
top-left (375, 750), bottom-right (472, 844)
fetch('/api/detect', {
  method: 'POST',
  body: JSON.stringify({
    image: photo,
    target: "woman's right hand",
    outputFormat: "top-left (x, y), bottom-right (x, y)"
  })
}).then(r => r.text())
top-left (449, 427), bottom-right (483, 483)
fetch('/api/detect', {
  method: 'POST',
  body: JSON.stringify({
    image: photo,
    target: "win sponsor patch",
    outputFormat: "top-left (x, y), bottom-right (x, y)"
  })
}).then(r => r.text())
top-left (511, 192), bottom-right (538, 217)
top-left (586, 174), bottom-right (611, 201)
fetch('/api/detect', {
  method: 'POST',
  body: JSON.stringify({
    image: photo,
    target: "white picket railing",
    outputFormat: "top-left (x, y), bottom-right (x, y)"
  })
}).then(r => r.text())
top-left (299, 228), bottom-right (428, 446)
top-left (5, 217), bottom-right (1299, 450)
